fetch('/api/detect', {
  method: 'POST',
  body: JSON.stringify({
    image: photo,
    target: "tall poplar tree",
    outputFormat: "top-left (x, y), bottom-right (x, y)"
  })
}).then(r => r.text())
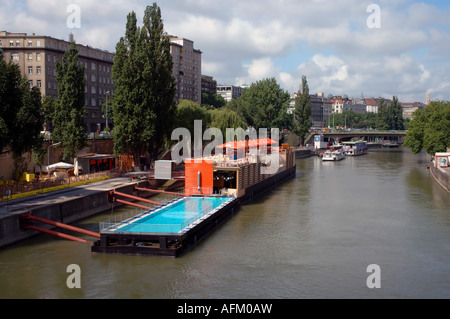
top-left (52, 42), bottom-right (87, 162)
top-left (390, 96), bottom-right (404, 130)
top-left (376, 98), bottom-right (389, 130)
top-left (112, 3), bottom-right (176, 168)
top-left (293, 75), bottom-right (312, 146)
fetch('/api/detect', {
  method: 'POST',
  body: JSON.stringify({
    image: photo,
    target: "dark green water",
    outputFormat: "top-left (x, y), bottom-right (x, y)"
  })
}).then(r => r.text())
top-left (1, 148), bottom-right (449, 299)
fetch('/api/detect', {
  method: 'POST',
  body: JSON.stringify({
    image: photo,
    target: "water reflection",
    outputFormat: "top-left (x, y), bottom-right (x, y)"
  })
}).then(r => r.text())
top-left (0, 148), bottom-right (449, 299)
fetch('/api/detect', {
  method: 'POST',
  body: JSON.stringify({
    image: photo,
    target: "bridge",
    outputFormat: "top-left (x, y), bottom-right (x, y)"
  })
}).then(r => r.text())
top-left (306, 130), bottom-right (407, 146)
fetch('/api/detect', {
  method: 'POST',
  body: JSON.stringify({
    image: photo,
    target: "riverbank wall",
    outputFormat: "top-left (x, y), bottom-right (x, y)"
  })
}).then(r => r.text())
top-left (0, 177), bottom-right (163, 250)
top-left (429, 164), bottom-right (450, 193)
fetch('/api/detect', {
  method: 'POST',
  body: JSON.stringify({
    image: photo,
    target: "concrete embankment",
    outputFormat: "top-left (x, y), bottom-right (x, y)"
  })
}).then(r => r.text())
top-left (429, 164), bottom-right (450, 194)
top-left (0, 174), bottom-right (163, 249)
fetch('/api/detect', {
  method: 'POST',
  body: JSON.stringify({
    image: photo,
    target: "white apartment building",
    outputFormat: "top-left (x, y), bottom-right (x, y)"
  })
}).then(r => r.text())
top-left (217, 85), bottom-right (243, 102)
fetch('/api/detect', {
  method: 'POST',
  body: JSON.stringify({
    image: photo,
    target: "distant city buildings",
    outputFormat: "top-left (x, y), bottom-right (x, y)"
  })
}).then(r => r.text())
top-left (201, 75), bottom-right (217, 95)
top-left (289, 92), bottom-right (427, 127)
top-left (0, 31), bottom-right (115, 133)
top-left (169, 36), bottom-right (202, 104)
top-left (217, 85), bottom-right (244, 102)
top-left (1, 30), bottom-right (429, 133)
top-left (401, 102), bottom-right (425, 120)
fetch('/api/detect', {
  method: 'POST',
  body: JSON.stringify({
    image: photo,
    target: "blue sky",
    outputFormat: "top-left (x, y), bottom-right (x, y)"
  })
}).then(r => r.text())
top-left (1, 0), bottom-right (449, 103)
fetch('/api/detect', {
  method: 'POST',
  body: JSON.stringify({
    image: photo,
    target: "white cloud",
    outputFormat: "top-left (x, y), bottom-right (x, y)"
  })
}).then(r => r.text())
top-left (1, 0), bottom-right (449, 102)
top-left (236, 58), bottom-right (279, 86)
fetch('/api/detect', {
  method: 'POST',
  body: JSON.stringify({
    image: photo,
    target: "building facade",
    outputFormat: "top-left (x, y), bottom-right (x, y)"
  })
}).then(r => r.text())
top-left (217, 85), bottom-right (243, 102)
top-left (0, 31), bottom-right (115, 133)
top-left (401, 102), bottom-right (425, 120)
top-left (311, 93), bottom-right (332, 128)
top-left (201, 75), bottom-right (217, 95)
top-left (169, 36), bottom-right (202, 104)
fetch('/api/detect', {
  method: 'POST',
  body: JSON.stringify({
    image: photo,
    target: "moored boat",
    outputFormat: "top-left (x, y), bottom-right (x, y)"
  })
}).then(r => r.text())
top-left (322, 145), bottom-right (346, 161)
top-left (342, 141), bottom-right (368, 156)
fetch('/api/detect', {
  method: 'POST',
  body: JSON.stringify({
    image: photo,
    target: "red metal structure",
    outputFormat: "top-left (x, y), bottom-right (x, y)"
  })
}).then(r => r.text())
top-left (108, 190), bottom-right (163, 210)
top-left (20, 213), bottom-right (100, 242)
top-left (133, 186), bottom-right (186, 197)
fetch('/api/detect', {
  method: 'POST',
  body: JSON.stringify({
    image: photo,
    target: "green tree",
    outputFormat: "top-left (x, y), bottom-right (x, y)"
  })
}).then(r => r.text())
top-left (390, 96), bottom-right (404, 130)
top-left (239, 77), bottom-right (292, 131)
top-left (112, 4), bottom-right (176, 167)
top-left (0, 49), bottom-right (44, 154)
top-left (52, 42), bottom-right (87, 163)
top-left (174, 99), bottom-right (211, 137)
top-left (293, 76), bottom-right (312, 146)
top-left (404, 101), bottom-right (450, 154)
top-left (209, 107), bottom-right (248, 139)
top-left (1, 49), bottom-right (45, 180)
top-left (376, 98), bottom-right (389, 130)
top-left (201, 93), bottom-right (226, 109)
top-left (225, 97), bottom-right (259, 129)
top-left (42, 95), bottom-right (56, 133)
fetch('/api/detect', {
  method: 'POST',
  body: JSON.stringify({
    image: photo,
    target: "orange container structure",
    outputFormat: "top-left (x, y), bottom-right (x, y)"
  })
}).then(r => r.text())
top-left (184, 159), bottom-right (214, 196)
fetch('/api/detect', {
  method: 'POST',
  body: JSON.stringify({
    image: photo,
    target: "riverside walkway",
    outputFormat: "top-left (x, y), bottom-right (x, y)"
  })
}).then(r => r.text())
top-left (0, 173), bottom-right (147, 215)
top-left (0, 172), bottom-right (152, 248)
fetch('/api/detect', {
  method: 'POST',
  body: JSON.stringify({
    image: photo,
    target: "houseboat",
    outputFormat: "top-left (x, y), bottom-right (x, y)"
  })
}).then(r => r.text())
top-left (92, 139), bottom-right (296, 257)
top-left (341, 141), bottom-right (368, 156)
top-left (322, 145), bottom-right (346, 161)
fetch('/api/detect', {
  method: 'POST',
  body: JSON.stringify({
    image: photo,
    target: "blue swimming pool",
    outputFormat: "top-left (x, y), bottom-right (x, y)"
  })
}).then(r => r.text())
top-left (113, 196), bottom-right (235, 234)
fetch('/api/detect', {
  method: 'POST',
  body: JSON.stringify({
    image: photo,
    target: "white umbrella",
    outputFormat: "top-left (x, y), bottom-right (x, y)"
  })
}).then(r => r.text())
top-left (74, 159), bottom-right (79, 176)
top-left (49, 162), bottom-right (74, 170)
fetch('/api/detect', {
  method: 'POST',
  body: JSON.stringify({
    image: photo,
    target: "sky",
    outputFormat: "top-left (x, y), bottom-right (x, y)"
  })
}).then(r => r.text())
top-left (1, 0), bottom-right (450, 103)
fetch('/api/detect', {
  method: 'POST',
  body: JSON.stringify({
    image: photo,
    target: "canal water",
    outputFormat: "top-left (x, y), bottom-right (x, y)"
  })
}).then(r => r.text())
top-left (0, 148), bottom-right (449, 299)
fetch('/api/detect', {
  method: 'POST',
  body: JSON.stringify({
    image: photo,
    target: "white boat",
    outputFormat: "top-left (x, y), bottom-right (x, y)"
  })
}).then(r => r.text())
top-left (342, 141), bottom-right (368, 156)
top-left (322, 145), bottom-right (346, 161)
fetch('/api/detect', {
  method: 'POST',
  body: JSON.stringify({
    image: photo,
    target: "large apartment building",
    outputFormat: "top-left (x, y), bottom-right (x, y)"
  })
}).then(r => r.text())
top-left (0, 31), bottom-right (115, 133)
top-left (169, 36), bottom-right (202, 104)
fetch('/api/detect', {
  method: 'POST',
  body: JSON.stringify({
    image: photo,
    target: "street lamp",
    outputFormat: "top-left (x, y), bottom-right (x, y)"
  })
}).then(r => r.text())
top-left (105, 91), bottom-right (110, 130)
top-left (47, 142), bottom-right (62, 173)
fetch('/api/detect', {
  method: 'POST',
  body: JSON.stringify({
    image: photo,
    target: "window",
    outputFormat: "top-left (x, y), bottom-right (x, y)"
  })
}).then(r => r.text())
top-left (36, 66), bottom-right (41, 75)
top-left (28, 40), bottom-right (33, 47)
top-left (16, 41), bottom-right (20, 47)
top-left (28, 54), bottom-right (33, 62)
top-left (36, 40), bottom-right (41, 47)
top-left (10, 41), bottom-right (14, 47)
top-left (37, 80), bottom-right (41, 88)
top-left (28, 80), bottom-right (33, 88)
top-left (28, 66), bottom-right (33, 75)
top-left (0, 40), bottom-right (2, 47)
top-left (36, 53), bottom-right (41, 62)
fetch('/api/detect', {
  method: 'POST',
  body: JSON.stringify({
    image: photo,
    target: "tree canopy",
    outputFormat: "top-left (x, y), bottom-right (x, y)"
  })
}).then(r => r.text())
top-left (293, 75), bottom-right (312, 145)
top-left (377, 96), bottom-right (404, 131)
top-left (0, 49), bottom-right (44, 158)
top-left (404, 101), bottom-right (450, 154)
top-left (227, 77), bottom-right (292, 132)
top-left (112, 3), bottom-right (176, 166)
top-left (52, 42), bottom-right (87, 162)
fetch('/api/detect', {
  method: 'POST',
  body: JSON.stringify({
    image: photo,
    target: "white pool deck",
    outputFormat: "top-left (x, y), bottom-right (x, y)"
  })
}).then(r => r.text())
top-left (103, 196), bottom-right (237, 235)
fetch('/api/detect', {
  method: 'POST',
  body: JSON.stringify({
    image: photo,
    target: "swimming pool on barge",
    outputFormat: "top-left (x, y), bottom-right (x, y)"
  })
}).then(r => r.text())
top-left (102, 196), bottom-right (236, 235)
